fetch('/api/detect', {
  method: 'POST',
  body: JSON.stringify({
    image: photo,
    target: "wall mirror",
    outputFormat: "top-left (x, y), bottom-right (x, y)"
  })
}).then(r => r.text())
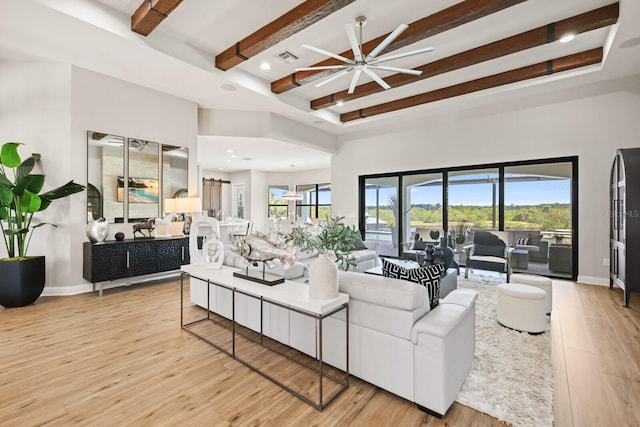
top-left (162, 144), bottom-right (189, 215)
top-left (87, 131), bottom-right (124, 223)
top-left (127, 138), bottom-right (159, 223)
top-left (87, 131), bottom-right (189, 224)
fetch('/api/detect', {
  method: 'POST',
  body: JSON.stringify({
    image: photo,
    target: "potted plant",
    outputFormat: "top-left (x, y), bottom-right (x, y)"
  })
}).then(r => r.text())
top-left (288, 216), bottom-right (361, 299)
top-left (0, 142), bottom-right (85, 307)
top-left (450, 220), bottom-right (470, 251)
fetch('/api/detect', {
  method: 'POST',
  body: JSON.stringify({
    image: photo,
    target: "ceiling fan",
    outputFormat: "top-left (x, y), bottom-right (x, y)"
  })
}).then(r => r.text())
top-left (295, 16), bottom-right (434, 94)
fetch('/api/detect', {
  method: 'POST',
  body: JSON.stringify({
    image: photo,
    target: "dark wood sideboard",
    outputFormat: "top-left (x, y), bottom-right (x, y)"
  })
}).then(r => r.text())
top-left (83, 236), bottom-right (190, 296)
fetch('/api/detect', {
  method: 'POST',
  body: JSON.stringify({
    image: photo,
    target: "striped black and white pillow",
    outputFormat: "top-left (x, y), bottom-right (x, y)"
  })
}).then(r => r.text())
top-left (382, 259), bottom-right (445, 309)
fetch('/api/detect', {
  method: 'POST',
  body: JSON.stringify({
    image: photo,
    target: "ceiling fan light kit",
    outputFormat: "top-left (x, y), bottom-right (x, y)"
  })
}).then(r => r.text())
top-left (295, 16), bottom-right (434, 95)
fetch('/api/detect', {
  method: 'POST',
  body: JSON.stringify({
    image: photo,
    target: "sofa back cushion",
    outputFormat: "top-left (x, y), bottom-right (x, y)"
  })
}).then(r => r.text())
top-left (338, 271), bottom-right (428, 311)
top-left (338, 271), bottom-right (430, 340)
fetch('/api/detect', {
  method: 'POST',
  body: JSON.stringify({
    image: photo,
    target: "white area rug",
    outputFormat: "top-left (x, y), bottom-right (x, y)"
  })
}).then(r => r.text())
top-left (455, 274), bottom-right (553, 427)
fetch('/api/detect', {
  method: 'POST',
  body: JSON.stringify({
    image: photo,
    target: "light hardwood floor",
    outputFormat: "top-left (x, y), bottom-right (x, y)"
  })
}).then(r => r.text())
top-left (0, 277), bottom-right (638, 426)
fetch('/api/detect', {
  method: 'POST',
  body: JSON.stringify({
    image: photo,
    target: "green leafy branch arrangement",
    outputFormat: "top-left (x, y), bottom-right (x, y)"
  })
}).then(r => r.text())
top-left (0, 142), bottom-right (85, 259)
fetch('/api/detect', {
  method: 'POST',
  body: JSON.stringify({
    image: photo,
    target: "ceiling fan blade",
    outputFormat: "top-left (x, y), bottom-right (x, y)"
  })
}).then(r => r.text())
top-left (347, 69), bottom-right (362, 94)
top-left (362, 68), bottom-right (390, 90)
top-left (315, 67), bottom-right (353, 88)
top-left (369, 46), bottom-right (434, 64)
top-left (365, 24), bottom-right (408, 60)
top-left (295, 65), bottom-right (350, 72)
top-left (368, 64), bottom-right (423, 76)
top-left (301, 44), bottom-right (354, 64)
top-left (344, 23), bottom-right (363, 62)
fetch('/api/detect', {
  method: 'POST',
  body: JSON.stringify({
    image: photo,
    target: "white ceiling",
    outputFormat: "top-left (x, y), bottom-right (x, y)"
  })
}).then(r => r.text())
top-left (2, 0), bottom-right (640, 172)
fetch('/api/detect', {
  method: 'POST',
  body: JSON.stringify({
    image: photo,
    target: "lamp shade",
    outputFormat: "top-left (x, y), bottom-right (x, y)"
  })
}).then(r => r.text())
top-left (164, 198), bottom-right (176, 214)
top-left (186, 197), bottom-right (202, 213)
top-left (176, 197), bottom-right (201, 213)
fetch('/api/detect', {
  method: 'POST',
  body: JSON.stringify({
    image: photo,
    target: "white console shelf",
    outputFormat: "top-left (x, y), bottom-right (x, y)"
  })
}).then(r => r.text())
top-left (180, 264), bottom-right (349, 410)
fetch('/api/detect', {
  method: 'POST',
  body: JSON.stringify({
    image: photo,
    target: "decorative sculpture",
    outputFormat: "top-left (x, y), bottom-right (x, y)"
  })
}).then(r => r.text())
top-left (132, 218), bottom-right (155, 237)
top-left (154, 213), bottom-right (176, 237)
top-left (231, 232), bottom-right (296, 269)
top-left (86, 217), bottom-right (109, 243)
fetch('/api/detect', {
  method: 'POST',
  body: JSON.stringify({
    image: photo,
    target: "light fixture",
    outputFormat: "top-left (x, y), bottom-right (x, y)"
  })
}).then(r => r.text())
top-left (282, 191), bottom-right (303, 201)
top-left (176, 197), bottom-right (202, 215)
top-left (336, 101), bottom-right (344, 107)
top-left (559, 33), bottom-right (575, 43)
top-left (164, 198), bottom-right (177, 214)
top-left (260, 62), bottom-right (271, 70)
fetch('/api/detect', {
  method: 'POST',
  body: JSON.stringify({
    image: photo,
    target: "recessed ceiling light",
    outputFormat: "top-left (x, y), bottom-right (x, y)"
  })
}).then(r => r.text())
top-left (219, 167), bottom-right (224, 170)
top-left (559, 34), bottom-right (575, 43)
top-left (260, 62), bottom-right (271, 70)
top-left (226, 159), bottom-right (231, 163)
top-left (226, 149), bottom-right (233, 153)
top-left (336, 101), bottom-right (344, 107)
top-left (221, 84), bottom-right (236, 91)
top-left (230, 154), bottom-right (237, 158)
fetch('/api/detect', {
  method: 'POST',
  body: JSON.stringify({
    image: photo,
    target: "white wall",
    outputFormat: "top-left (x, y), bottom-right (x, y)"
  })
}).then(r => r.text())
top-left (0, 61), bottom-right (198, 295)
top-left (0, 61), bottom-right (75, 292)
top-left (332, 75), bottom-right (640, 285)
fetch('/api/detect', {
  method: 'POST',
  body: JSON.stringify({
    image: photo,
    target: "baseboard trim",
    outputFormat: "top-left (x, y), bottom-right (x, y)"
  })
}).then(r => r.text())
top-left (576, 275), bottom-right (609, 286)
top-left (41, 271), bottom-right (182, 296)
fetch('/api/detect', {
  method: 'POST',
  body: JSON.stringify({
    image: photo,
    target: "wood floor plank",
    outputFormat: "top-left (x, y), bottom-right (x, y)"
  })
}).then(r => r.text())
top-left (2, 276), bottom-right (640, 425)
top-left (551, 282), bottom-right (573, 427)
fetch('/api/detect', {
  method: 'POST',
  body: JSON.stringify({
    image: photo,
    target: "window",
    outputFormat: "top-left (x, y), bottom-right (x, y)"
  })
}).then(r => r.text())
top-left (296, 183), bottom-right (331, 221)
top-left (448, 168), bottom-right (500, 232)
top-left (359, 157), bottom-right (577, 280)
top-left (404, 173), bottom-right (444, 244)
top-left (268, 185), bottom-right (288, 219)
top-left (364, 176), bottom-right (399, 257)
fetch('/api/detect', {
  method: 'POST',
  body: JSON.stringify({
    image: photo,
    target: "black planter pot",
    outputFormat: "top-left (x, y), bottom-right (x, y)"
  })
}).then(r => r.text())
top-left (0, 256), bottom-right (46, 308)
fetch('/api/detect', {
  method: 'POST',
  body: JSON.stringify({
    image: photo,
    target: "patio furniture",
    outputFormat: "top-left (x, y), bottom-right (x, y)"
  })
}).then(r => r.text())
top-left (549, 244), bottom-right (572, 274)
top-left (464, 231), bottom-right (511, 282)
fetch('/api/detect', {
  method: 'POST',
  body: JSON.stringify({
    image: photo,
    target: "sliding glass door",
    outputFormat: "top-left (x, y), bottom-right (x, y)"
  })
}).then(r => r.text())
top-left (363, 177), bottom-right (399, 257)
top-left (403, 173), bottom-right (444, 244)
top-left (504, 162), bottom-right (574, 278)
top-left (448, 168), bottom-right (500, 235)
top-left (359, 157), bottom-right (578, 280)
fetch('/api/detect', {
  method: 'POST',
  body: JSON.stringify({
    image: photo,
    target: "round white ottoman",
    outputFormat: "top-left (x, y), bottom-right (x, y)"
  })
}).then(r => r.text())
top-left (497, 283), bottom-right (546, 334)
top-left (511, 273), bottom-right (553, 314)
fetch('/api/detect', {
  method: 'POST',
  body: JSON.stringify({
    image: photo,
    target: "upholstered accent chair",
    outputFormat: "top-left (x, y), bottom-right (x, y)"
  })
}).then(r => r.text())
top-left (464, 231), bottom-right (511, 282)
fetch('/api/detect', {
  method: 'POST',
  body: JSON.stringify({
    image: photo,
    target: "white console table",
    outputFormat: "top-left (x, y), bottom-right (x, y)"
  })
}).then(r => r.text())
top-left (180, 264), bottom-right (349, 410)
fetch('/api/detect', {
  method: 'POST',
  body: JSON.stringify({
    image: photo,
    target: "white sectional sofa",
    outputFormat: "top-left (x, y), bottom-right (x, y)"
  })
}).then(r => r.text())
top-left (189, 266), bottom-right (477, 417)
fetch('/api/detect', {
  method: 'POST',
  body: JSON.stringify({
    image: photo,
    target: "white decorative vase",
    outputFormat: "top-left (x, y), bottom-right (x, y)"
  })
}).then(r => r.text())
top-left (86, 218), bottom-right (109, 243)
top-left (309, 252), bottom-right (339, 299)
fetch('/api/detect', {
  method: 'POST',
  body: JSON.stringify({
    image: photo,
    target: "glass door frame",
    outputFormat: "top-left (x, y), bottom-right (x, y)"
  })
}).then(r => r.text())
top-left (359, 156), bottom-right (578, 281)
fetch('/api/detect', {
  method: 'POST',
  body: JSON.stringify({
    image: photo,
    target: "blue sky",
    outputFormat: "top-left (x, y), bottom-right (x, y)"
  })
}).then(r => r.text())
top-left (366, 179), bottom-right (571, 207)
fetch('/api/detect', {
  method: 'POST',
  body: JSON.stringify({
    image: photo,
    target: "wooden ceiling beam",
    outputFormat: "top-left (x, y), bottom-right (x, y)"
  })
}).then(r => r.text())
top-left (312, 3), bottom-right (619, 109)
top-left (215, 0), bottom-right (356, 71)
top-left (271, 0), bottom-right (526, 94)
top-left (340, 47), bottom-right (603, 122)
top-left (132, 0), bottom-right (184, 36)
